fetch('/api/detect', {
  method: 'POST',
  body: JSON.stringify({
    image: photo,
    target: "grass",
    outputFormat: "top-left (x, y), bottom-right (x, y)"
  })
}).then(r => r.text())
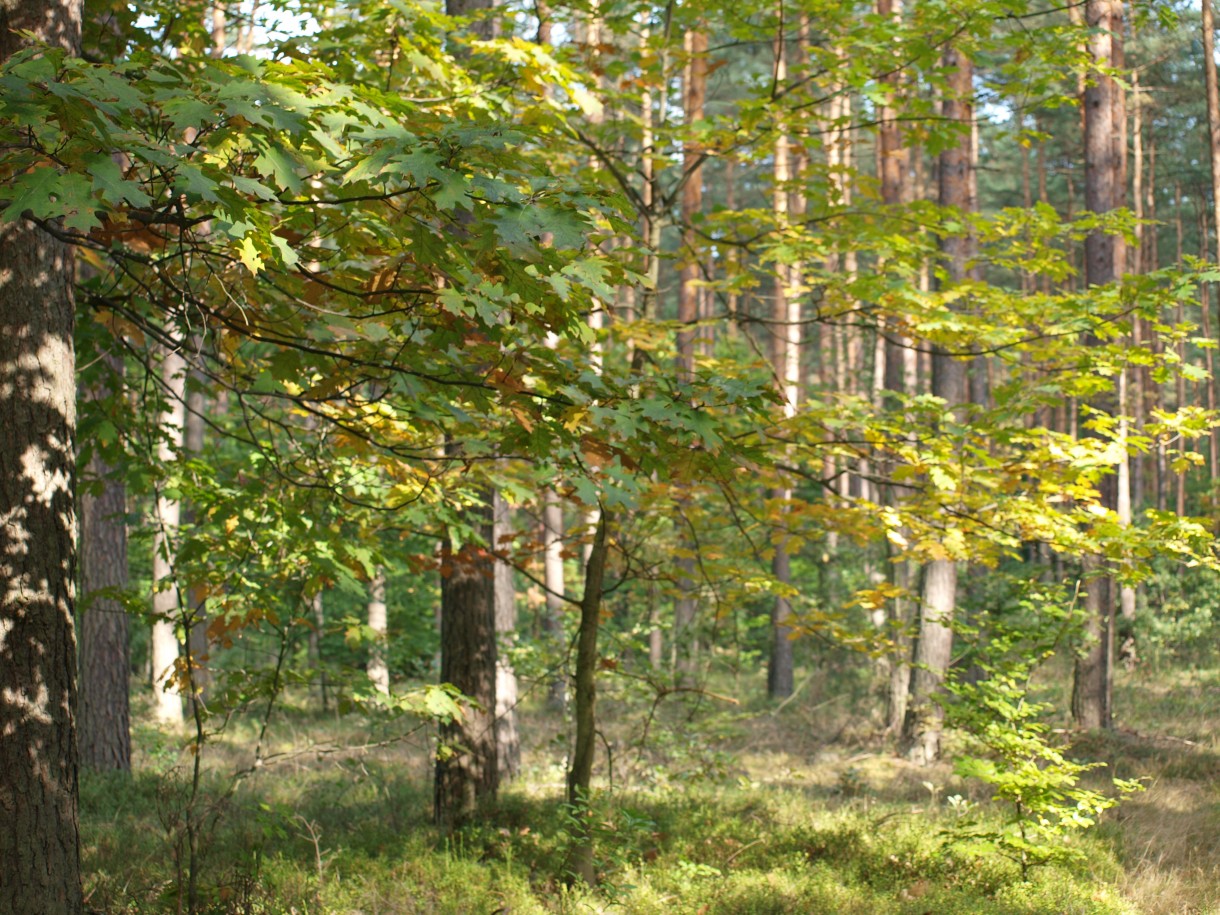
top-left (79, 664), bottom-right (1220, 914)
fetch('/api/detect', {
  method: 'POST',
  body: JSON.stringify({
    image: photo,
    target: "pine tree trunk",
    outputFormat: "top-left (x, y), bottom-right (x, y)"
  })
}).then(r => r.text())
top-left (904, 44), bottom-right (972, 764)
top-left (767, 8), bottom-right (795, 699)
top-left (542, 488), bottom-right (567, 708)
top-left (0, 5), bottom-right (84, 911)
top-left (1201, 0), bottom-right (1220, 479)
top-left (1073, 0), bottom-right (1126, 731)
top-left (79, 356), bottom-right (131, 773)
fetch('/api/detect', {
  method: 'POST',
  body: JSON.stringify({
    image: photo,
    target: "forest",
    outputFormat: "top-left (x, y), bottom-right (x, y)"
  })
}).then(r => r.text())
top-left (4, 0), bottom-right (1220, 912)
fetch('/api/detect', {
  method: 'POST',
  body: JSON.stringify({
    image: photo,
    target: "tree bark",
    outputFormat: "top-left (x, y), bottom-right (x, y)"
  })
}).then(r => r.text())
top-left (1073, 0), bottom-right (1126, 731)
top-left (79, 356), bottom-right (131, 773)
top-left (493, 490), bottom-right (520, 781)
top-left (367, 566), bottom-right (389, 694)
top-left (0, 3), bottom-right (84, 911)
top-left (151, 344), bottom-right (185, 726)
top-left (566, 510), bottom-right (611, 886)
top-left (542, 487), bottom-right (567, 708)
top-left (434, 496), bottom-right (498, 830)
top-left (1201, 0), bottom-right (1220, 478)
top-left (903, 44), bottom-right (973, 764)
top-left (767, 7), bottom-right (795, 699)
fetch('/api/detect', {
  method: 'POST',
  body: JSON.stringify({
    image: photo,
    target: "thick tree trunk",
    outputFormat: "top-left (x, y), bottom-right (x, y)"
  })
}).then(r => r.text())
top-left (434, 497), bottom-right (498, 830)
top-left (1073, 0), bottom-right (1125, 731)
top-left (79, 356), bottom-right (131, 773)
top-left (565, 510), bottom-right (611, 886)
top-left (493, 490), bottom-right (520, 781)
top-left (367, 566), bottom-right (389, 694)
top-left (904, 45), bottom-right (973, 764)
top-left (0, 5), bottom-right (84, 911)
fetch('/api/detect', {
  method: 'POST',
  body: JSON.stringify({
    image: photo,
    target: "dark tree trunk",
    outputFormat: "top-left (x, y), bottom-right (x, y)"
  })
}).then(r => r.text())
top-left (1073, 0), bottom-right (1125, 731)
top-left (0, 7), bottom-right (84, 914)
top-left (566, 510), bottom-right (611, 886)
top-left (434, 497), bottom-right (498, 830)
top-left (79, 356), bottom-right (131, 773)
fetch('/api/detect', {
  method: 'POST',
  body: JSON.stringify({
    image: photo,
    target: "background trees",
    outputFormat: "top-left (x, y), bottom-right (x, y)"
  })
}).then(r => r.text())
top-left (4, 0), bottom-right (1220, 911)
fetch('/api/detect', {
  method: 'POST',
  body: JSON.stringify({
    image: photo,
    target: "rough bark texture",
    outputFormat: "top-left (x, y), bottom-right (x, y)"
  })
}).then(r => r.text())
top-left (367, 566), bottom-right (389, 694)
top-left (903, 45), bottom-right (973, 764)
top-left (79, 365), bottom-right (131, 773)
top-left (493, 490), bottom-right (520, 780)
top-left (566, 511), bottom-right (611, 886)
top-left (0, 5), bottom-right (84, 913)
top-left (1073, 0), bottom-right (1125, 731)
top-left (1202, 0), bottom-right (1220, 474)
top-left (434, 498), bottom-right (498, 830)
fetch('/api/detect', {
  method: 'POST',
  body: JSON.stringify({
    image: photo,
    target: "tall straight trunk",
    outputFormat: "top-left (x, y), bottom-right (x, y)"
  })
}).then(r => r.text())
top-left (671, 22), bottom-right (706, 683)
top-left (565, 511), bottom-right (611, 887)
top-left (493, 490), bottom-right (520, 780)
top-left (877, 0), bottom-right (916, 735)
top-left (767, 7), bottom-right (796, 699)
top-left (1201, 0), bottom-right (1220, 478)
top-left (903, 45), bottom-right (973, 764)
top-left (434, 495), bottom-right (498, 829)
top-left (1199, 206), bottom-right (1219, 481)
top-left (367, 566), bottom-right (389, 694)
top-left (0, 3), bottom-right (84, 910)
top-left (151, 344), bottom-right (185, 726)
top-left (1073, 0), bottom-right (1125, 731)
top-left (79, 355), bottom-right (131, 773)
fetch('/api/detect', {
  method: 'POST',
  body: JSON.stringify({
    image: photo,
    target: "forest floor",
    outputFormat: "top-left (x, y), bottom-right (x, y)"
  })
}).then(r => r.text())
top-left (81, 662), bottom-right (1220, 915)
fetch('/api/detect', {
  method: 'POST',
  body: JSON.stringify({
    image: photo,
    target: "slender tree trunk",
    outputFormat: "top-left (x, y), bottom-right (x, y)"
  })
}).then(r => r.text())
top-left (79, 356), bottom-right (131, 773)
top-left (1201, 0), bottom-right (1220, 478)
top-left (1073, 0), bottom-right (1125, 731)
top-left (308, 590), bottom-right (327, 709)
top-left (493, 490), bottom-right (520, 780)
top-left (367, 566), bottom-right (389, 694)
top-left (183, 371), bottom-right (209, 703)
top-left (151, 344), bottom-right (185, 727)
top-left (434, 496), bottom-right (498, 830)
top-left (542, 488), bottom-right (567, 708)
top-left (565, 511), bottom-right (611, 887)
top-left (767, 7), bottom-right (795, 699)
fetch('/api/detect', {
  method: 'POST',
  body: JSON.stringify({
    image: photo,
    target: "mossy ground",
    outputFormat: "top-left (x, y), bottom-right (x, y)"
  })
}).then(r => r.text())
top-left (80, 664), bottom-right (1220, 914)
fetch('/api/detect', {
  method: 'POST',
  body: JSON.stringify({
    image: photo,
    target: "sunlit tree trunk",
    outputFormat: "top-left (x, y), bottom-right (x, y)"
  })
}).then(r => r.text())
top-left (0, 2), bottom-right (85, 909)
top-left (767, 6), bottom-right (796, 699)
top-left (1072, 0), bottom-right (1126, 731)
top-left (493, 491), bottom-right (520, 780)
top-left (903, 44), bottom-right (973, 764)
top-left (367, 566), bottom-right (389, 694)
top-left (151, 344), bottom-right (185, 727)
